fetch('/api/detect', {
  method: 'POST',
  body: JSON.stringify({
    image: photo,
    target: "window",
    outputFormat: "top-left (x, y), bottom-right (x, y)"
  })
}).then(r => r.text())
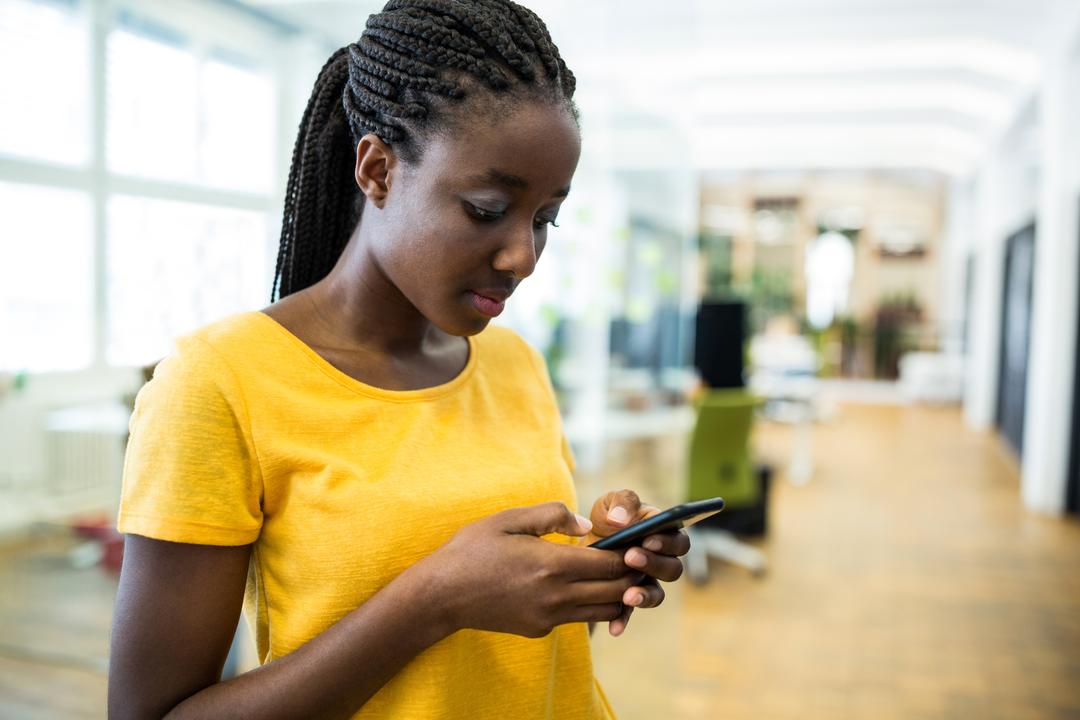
top-left (106, 195), bottom-right (270, 366)
top-left (200, 56), bottom-right (276, 192)
top-left (107, 21), bottom-right (276, 192)
top-left (106, 25), bottom-right (201, 183)
top-left (0, 1), bottom-right (285, 373)
top-left (0, 0), bottom-right (90, 165)
top-left (0, 182), bottom-right (93, 372)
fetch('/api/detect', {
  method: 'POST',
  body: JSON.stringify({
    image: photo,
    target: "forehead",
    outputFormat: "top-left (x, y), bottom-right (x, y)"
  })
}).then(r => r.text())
top-left (418, 102), bottom-right (581, 192)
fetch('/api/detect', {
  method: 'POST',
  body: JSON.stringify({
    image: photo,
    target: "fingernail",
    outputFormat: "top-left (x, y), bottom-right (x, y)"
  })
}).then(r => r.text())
top-left (628, 592), bottom-right (643, 606)
top-left (644, 537), bottom-right (662, 551)
top-left (575, 514), bottom-right (592, 532)
top-left (608, 506), bottom-right (630, 525)
top-left (626, 549), bottom-right (646, 567)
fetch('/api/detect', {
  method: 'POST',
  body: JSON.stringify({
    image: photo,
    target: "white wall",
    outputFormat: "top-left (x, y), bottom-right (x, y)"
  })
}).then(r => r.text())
top-left (1020, 26), bottom-right (1080, 513)
top-left (963, 101), bottom-right (1039, 432)
top-left (940, 176), bottom-right (975, 355)
top-left (963, 5), bottom-right (1080, 513)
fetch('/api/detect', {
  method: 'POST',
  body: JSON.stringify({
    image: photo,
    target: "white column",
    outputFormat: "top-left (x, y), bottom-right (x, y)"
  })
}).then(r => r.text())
top-left (1021, 47), bottom-right (1080, 513)
top-left (90, 0), bottom-right (108, 369)
top-left (560, 83), bottom-right (619, 474)
top-left (564, 167), bottom-right (619, 474)
top-left (963, 156), bottom-right (1006, 430)
top-left (940, 177), bottom-right (975, 356)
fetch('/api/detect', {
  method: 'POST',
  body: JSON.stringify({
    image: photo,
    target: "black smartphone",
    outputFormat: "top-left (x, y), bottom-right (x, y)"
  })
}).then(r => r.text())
top-left (587, 497), bottom-right (726, 551)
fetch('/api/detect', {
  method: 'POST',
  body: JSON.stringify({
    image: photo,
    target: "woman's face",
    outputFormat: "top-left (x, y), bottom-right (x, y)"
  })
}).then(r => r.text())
top-left (371, 100), bottom-right (582, 337)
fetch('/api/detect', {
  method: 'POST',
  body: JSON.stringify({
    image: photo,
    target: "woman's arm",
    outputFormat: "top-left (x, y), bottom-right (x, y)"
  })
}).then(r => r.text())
top-left (110, 502), bottom-right (639, 719)
top-left (108, 535), bottom-right (453, 720)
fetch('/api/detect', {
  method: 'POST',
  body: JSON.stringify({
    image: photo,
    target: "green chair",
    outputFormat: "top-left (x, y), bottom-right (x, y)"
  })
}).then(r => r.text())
top-left (685, 389), bottom-right (767, 580)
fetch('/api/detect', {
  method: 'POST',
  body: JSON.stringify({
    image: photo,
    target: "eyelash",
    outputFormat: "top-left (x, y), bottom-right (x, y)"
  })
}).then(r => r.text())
top-left (464, 202), bottom-right (559, 229)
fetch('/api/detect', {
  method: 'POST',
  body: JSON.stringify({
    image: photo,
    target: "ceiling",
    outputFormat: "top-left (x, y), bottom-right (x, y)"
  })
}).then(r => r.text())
top-left (237, 0), bottom-right (1080, 176)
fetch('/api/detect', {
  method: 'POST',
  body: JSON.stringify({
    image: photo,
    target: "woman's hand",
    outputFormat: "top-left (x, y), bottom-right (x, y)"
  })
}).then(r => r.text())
top-left (582, 489), bottom-right (690, 636)
top-left (420, 502), bottom-right (645, 639)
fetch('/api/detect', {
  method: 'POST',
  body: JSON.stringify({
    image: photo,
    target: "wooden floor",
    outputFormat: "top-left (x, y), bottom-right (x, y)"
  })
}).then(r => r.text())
top-left (589, 404), bottom-right (1080, 720)
top-left (2, 403), bottom-right (1079, 718)
top-left (0, 531), bottom-right (113, 718)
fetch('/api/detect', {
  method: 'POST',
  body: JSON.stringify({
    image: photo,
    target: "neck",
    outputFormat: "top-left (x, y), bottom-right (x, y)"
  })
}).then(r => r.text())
top-left (306, 224), bottom-right (447, 358)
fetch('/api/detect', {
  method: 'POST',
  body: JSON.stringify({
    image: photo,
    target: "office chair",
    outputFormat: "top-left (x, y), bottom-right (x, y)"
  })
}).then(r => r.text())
top-left (684, 389), bottom-right (768, 581)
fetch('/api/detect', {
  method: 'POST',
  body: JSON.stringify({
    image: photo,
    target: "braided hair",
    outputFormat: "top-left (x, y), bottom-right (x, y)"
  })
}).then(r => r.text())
top-left (271, 0), bottom-right (578, 301)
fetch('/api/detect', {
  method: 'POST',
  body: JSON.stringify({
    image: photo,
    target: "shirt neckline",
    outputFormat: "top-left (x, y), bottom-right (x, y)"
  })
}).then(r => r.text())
top-left (249, 310), bottom-right (478, 402)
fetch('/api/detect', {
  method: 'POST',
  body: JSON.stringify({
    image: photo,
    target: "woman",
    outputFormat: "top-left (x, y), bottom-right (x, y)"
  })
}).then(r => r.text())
top-left (108, 1), bottom-right (690, 717)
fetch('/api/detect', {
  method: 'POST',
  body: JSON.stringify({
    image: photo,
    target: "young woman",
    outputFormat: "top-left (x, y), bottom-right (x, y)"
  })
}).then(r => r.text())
top-left (108, 1), bottom-right (690, 717)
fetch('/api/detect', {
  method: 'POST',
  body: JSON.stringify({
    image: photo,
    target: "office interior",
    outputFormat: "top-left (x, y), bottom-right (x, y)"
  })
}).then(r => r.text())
top-left (1, 0), bottom-right (1080, 718)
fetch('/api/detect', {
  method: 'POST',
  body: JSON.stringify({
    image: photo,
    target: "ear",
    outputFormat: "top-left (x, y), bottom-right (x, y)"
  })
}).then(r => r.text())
top-left (354, 133), bottom-right (397, 209)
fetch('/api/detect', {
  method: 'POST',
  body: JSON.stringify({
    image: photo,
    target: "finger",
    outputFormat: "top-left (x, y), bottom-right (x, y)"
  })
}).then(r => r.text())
top-left (547, 543), bottom-right (631, 582)
top-left (590, 489), bottom-right (644, 535)
top-left (498, 502), bottom-right (593, 538)
top-left (557, 602), bottom-right (624, 626)
top-left (564, 572), bottom-right (646, 605)
top-left (609, 604), bottom-right (634, 636)
top-left (630, 502), bottom-right (663, 525)
top-left (623, 581), bottom-right (666, 610)
top-left (638, 505), bottom-right (664, 520)
top-left (624, 546), bottom-right (684, 583)
top-left (641, 529), bottom-right (691, 557)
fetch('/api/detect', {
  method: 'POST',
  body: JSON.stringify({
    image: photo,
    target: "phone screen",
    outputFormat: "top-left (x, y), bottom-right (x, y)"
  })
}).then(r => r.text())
top-left (588, 497), bottom-right (725, 551)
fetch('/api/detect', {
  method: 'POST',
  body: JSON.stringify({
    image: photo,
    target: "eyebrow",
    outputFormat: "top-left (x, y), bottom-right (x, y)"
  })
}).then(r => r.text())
top-left (471, 169), bottom-right (570, 198)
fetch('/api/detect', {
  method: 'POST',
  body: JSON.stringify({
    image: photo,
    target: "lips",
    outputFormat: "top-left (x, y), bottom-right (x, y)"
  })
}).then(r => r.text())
top-left (472, 286), bottom-right (511, 302)
top-left (469, 290), bottom-right (509, 318)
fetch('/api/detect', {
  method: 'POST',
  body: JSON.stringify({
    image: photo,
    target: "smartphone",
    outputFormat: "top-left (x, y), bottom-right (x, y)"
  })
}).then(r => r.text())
top-left (587, 497), bottom-right (726, 551)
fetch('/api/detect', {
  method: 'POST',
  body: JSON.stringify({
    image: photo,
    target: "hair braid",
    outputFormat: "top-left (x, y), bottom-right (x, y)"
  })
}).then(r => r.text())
top-left (274, 47), bottom-right (356, 300)
top-left (474, 0), bottom-right (539, 56)
top-left (365, 25), bottom-right (511, 89)
top-left (272, 0), bottom-right (577, 301)
top-left (387, 0), bottom-right (534, 80)
top-left (366, 13), bottom-right (486, 60)
top-left (353, 36), bottom-right (464, 98)
top-left (505, 3), bottom-right (558, 78)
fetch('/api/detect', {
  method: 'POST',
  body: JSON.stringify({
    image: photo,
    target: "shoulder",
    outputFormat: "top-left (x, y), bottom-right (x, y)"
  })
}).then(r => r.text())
top-left (152, 312), bottom-right (267, 378)
top-left (474, 324), bottom-right (545, 371)
top-left (181, 311), bottom-right (270, 361)
top-left (472, 324), bottom-right (559, 400)
top-left (140, 311), bottom-right (270, 411)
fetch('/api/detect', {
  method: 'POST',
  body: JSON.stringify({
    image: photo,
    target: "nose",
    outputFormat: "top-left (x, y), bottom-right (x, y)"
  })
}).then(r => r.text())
top-left (492, 220), bottom-right (539, 280)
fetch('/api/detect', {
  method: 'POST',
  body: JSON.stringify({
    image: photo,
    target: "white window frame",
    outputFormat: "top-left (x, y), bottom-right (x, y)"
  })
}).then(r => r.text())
top-left (0, 0), bottom-right (332, 382)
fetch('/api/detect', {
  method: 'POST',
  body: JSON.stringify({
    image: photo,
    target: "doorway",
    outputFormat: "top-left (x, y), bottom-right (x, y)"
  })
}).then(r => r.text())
top-left (1068, 199), bottom-right (1080, 515)
top-left (996, 222), bottom-right (1036, 458)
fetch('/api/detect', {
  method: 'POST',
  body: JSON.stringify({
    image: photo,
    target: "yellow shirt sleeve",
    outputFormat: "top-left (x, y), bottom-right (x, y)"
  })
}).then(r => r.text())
top-left (117, 334), bottom-right (264, 545)
top-left (520, 339), bottom-right (577, 475)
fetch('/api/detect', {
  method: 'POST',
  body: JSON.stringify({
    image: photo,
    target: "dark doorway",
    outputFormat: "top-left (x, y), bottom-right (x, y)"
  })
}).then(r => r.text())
top-left (996, 222), bottom-right (1036, 458)
top-left (1068, 200), bottom-right (1080, 515)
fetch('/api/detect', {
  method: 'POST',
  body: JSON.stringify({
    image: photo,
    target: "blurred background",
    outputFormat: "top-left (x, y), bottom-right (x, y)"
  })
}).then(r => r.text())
top-left (2, 0), bottom-right (1080, 717)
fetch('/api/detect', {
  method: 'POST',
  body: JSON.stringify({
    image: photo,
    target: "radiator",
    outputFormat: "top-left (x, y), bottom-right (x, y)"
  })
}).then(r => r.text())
top-left (42, 403), bottom-right (130, 518)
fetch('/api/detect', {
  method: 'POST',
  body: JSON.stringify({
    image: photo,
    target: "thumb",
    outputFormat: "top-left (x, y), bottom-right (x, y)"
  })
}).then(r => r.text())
top-left (499, 502), bottom-right (593, 538)
top-left (589, 489), bottom-right (644, 537)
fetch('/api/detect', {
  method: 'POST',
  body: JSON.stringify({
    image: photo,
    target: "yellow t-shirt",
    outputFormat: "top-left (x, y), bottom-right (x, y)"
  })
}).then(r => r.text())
top-left (118, 310), bottom-right (616, 719)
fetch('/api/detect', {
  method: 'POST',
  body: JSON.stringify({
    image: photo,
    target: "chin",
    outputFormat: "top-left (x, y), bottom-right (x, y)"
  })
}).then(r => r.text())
top-left (458, 316), bottom-right (492, 336)
top-left (431, 310), bottom-right (490, 337)
top-left (435, 295), bottom-right (498, 336)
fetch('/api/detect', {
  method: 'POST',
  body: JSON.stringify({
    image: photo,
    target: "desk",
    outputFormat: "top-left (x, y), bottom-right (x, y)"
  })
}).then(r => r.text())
top-left (749, 373), bottom-right (817, 485)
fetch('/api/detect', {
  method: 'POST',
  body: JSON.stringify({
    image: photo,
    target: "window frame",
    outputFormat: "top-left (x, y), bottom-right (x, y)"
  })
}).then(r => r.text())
top-left (0, 0), bottom-right (325, 377)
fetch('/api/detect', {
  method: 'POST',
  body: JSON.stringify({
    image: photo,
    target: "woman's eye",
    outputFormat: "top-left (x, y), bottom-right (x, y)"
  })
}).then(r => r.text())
top-left (464, 202), bottom-right (504, 222)
top-left (534, 216), bottom-right (560, 229)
